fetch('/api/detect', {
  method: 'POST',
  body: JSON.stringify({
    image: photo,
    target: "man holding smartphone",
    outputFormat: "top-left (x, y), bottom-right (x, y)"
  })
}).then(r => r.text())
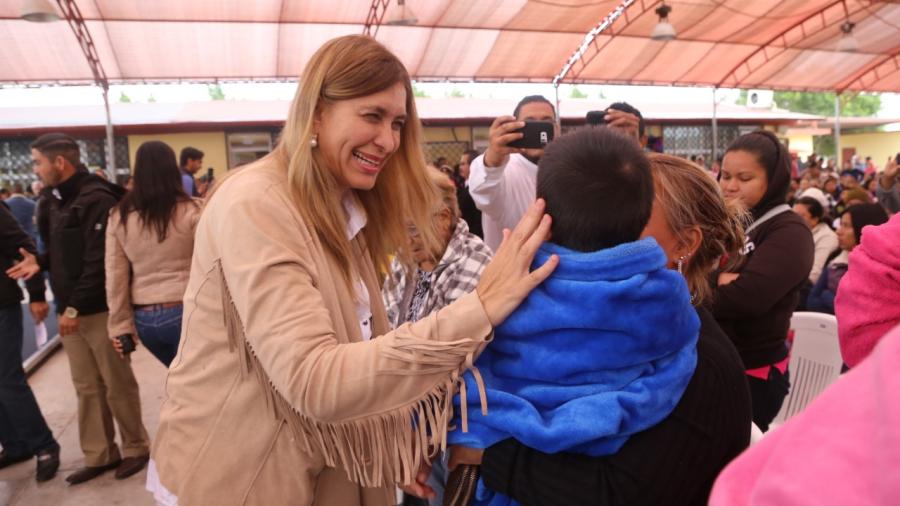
top-left (468, 96), bottom-right (641, 251)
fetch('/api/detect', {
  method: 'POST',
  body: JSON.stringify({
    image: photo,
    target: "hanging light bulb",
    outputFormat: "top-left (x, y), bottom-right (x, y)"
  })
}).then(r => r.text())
top-left (650, 3), bottom-right (676, 41)
top-left (20, 0), bottom-right (60, 22)
top-left (837, 21), bottom-right (859, 52)
top-left (386, 0), bottom-right (418, 26)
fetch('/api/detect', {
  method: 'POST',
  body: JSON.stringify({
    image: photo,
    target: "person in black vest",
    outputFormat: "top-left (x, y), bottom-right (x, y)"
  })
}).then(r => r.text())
top-left (27, 133), bottom-right (150, 485)
top-left (0, 203), bottom-right (60, 482)
top-left (712, 130), bottom-right (814, 432)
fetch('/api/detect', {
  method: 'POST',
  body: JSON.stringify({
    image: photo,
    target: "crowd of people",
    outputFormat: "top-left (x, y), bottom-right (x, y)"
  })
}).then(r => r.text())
top-left (0, 34), bottom-right (898, 505)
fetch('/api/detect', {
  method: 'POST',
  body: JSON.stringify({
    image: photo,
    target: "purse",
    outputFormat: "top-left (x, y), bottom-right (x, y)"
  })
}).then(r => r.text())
top-left (443, 464), bottom-right (480, 506)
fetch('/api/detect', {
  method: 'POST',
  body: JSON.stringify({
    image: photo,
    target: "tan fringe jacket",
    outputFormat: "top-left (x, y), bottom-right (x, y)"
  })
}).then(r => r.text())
top-left (152, 160), bottom-right (493, 505)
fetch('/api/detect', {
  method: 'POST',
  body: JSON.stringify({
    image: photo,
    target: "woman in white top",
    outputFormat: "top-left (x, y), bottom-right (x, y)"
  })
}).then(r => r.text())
top-left (792, 194), bottom-right (837, 284)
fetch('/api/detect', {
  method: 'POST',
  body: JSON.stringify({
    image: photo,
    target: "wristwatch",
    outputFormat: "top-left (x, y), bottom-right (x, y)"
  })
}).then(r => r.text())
top-left (64, 307), bottom-right (79, 319)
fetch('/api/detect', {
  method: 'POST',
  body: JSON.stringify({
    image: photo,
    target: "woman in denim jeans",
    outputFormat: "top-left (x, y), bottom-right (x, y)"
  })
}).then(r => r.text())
top-left (105, 141), bottom-right (201, 366)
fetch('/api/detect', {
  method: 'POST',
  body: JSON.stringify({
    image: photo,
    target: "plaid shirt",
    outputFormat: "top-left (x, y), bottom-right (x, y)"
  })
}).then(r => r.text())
top-left (382, 219), bottom-right (493, 328)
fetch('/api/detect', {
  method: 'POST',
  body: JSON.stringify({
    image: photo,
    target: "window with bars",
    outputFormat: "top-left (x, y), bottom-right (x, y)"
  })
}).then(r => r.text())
top-left (661, 125), bottom-right (743, 164)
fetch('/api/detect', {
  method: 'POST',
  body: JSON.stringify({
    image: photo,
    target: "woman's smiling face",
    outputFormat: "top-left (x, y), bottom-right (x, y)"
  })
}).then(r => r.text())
top-left (315, 81), bottom-right (407, 191)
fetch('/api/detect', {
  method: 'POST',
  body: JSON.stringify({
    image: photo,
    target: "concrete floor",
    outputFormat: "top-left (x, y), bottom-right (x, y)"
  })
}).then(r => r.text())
top-left (0, 346), bottom-right (166, 506)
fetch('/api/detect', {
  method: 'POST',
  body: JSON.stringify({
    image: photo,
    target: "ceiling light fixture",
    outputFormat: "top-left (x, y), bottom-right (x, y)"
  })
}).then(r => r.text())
top-left (386, 0), bottom-right (417, 26)
top-left (20, 0), bottom-right (60, 22)
top-left (650, 2), bottom-right (676, 41)
top-left (837, 21), bottom-right (859, 52)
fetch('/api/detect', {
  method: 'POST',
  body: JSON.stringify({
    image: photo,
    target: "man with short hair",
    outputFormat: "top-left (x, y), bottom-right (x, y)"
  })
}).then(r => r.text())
top-left (29, 133), bottom-right (149, 485)
top-left (604, 101), bottom-right (647, 148)
top-left (0, 188), bottom-right (9, 200)
top-left (179, 146), bottom-right (204, 197)
top-left (469, 95), bottom-right (641, 250)
top-left (0, 203), bottom-right (60, 482)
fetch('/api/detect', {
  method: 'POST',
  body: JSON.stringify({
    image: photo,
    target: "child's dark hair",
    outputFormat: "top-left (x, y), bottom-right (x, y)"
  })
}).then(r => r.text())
top-left (536, 128), bottom-right (653, 252)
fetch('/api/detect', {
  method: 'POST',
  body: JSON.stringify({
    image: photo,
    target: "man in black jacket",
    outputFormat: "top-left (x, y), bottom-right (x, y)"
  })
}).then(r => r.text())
top-left (30, 134), bottom-right (149, 485)
top-left (0, 203), bottom-right (60, 482)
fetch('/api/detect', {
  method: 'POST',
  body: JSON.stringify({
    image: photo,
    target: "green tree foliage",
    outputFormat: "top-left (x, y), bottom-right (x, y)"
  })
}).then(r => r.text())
top-left (447, 88), bottom-right (466, 98)
top-left (207, 84), bottom-right (226, 100)
top-left (775, 91), bottom-right (880, 117)
top-left (737, 90), bottom-right (880, 117)
top-left (118, 92), bottom-right (131, 103)
top-left (569, 86), bottom-right (588, 99)
top-left (737, 90), bottom-right (881, 157)
top-left (413, 85), bottom-right (428, 98)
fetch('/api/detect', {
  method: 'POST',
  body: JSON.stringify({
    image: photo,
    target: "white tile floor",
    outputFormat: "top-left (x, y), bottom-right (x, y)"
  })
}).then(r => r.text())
top-left (0, 345), bottom-right (165, 506)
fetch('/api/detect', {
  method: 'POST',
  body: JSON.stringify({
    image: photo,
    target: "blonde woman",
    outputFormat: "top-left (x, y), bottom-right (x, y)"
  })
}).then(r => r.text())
top-left (149, 35), bottom-right (557, 505)
top-left (451, 154), bottom-right (752, 506)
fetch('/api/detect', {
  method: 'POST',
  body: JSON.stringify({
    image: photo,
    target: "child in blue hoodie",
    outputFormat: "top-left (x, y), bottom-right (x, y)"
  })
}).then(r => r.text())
top-left (445, 127), bottom-right (700, 506)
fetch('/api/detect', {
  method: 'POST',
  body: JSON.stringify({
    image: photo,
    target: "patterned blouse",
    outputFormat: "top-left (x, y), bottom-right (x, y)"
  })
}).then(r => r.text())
top-left (383, 219), bottom-right (493, 327)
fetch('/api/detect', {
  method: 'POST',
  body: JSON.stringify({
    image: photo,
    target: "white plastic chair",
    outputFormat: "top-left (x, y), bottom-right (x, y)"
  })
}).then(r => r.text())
top-left (771, 312), bottom-right (842, 427)
top-left (749, 422), bottom-right (765, 444)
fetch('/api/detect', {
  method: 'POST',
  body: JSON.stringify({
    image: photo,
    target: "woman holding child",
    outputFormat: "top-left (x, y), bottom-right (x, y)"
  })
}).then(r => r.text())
top-left (446, 134), bottom-right (752, 506)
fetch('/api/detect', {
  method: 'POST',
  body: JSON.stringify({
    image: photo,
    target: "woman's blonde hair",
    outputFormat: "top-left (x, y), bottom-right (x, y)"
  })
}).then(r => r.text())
top-left (647, 153), bottom-right (746, 304)
top-left (272, 35), bottom-right (438, 284)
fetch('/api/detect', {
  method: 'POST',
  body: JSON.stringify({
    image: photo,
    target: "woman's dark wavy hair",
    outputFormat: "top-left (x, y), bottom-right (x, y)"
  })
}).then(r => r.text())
top-left (116, 141), bottom-right (190, 242)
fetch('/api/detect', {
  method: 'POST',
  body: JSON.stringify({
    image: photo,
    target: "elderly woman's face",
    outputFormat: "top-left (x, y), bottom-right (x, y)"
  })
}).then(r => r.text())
top-left (315, 82), bottom-right (407, 191)
top-left (408, 209), bottom-right (454, 269)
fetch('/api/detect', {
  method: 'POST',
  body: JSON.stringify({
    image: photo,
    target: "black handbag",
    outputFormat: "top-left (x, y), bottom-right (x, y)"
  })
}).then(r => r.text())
top-left (443, 464), bottom-right (480, 506)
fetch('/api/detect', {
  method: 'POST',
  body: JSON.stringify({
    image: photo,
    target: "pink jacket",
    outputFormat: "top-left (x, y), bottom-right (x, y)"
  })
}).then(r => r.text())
top-left (835, 213), bottom-right (900, 368)
top-left (710, 324), bottom-right (900, 505)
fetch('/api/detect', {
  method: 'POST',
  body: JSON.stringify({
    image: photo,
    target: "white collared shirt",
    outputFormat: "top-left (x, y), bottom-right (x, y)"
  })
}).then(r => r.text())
top-left (467, 153), bottom-right (538, 251)
top-left (342, 193), bottom-right (374, 341)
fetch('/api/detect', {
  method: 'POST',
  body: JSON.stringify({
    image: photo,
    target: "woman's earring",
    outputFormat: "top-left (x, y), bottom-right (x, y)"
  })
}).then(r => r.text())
top-left (677, 255), bottom-right (689, 274)
top-left (309, 134), bottom-right (318, 148)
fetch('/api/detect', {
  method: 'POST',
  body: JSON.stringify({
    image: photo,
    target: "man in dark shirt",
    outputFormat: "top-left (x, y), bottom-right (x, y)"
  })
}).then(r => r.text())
top-left (0, 203), bottom-right (60, 482)
top-left (30, 133), bottom-right (149, 485)
top-left (456, 149), bottom-right (484, 239)
top-left (4, 184), bottom-right (37, 242)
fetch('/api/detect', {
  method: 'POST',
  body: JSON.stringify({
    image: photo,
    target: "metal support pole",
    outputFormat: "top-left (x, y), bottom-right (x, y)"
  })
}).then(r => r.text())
top-left (711, 87), bottom-right (718, 167)
top-left (834, 94), bottom-right (841, 168)
top-left (102, 87), bottom-right (116, 181)
top-left (554, 83), bottom-right (561, 130)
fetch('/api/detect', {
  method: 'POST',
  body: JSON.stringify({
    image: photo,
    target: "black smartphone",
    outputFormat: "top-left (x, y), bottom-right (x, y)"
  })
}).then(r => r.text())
top-left (118, 334), bottom-right (136, 354)
top-left (585, 110), bottom-right (608, 126)
top-left (895, 152), bottom-right (899, 164)
top-left (206, 167), bottom-right (214, 181)
top-left (508, 120), bottom-right (555, 149)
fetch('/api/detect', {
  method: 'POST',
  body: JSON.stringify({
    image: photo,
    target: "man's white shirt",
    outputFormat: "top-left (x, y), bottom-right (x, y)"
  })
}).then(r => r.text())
top-left (467, 153), bottom-right (538, 251)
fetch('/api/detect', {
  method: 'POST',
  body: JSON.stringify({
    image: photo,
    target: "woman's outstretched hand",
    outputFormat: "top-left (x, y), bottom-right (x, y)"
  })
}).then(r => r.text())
top-left (476, 199), bottom-right (558, 327)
